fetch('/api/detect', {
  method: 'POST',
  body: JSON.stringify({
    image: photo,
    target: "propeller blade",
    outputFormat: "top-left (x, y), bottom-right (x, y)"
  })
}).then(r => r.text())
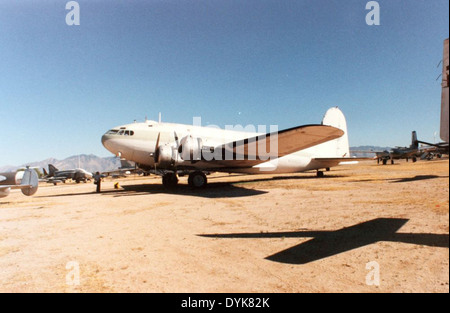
top-left (154, 132), bottom-right (161, 162)
top-left (174, 131), bottom-right (180, 147)
top-left (155, 132), bottom-right (161, 149)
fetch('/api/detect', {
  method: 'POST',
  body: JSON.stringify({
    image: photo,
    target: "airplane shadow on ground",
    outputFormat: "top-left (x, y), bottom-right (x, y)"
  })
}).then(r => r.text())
top-left (119, 182), bottom-right (268, 198)
top-left (390, 175), bottom-right (449, 183)
top-left (355, 175), bottom-right (449, 183)
top-left (111, 173), bottom-right (346, 197)
top-left (37, 174), bottom-right (347, 199)
top-left (199, 218), bottom-right (449, 264)
top-left (37, 182), bottom-right (268, 199)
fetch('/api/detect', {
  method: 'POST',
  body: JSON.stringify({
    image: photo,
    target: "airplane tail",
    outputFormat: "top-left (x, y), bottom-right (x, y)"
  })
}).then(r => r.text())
top-left (411, 131), bottom-right (418, 150)
top-left (48, 164), bottom-right (58, 177)
top-left (314, 107), bottom-right (350, 157)
top-left (20, 168), bottom-right (39, 196)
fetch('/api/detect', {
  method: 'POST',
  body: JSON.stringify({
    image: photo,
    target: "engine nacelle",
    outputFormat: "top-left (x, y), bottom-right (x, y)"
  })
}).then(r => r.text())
top-left (178, 135), bottom-right (203, 162)
top-left (156, 144), bottom-right (176, 168)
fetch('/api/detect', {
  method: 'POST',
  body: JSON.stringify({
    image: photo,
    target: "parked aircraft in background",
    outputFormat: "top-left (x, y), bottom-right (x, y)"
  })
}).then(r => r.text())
top-left (417, 140), bottom-right (449, 158)
top-left (101, 159), bottom-right (144, 178)
top-left (374, 131), bottom-right (420, 165)
top-left (0, 167), bottom-right (39, 198)
top-left (418, 142), bottom-right (449, 160)
top-left (43, 164), bottom-right (93, 185)
top-left (101, 107), bottom-right (365, 188)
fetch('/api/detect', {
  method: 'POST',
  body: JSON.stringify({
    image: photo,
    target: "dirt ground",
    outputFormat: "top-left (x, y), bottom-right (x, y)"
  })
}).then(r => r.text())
top-left (0, 159), bottom-right (448, 293)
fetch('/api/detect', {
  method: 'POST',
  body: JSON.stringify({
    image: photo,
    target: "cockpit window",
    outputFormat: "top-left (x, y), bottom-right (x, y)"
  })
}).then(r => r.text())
top-left (106, 129), bottom-right (134, 136)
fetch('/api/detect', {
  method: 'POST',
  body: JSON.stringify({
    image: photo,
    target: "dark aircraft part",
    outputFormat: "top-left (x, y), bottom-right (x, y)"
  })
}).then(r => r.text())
top-left (162, 172), bottom-right (178, 188)
top-left (188, 171), bottom-right (207, 188)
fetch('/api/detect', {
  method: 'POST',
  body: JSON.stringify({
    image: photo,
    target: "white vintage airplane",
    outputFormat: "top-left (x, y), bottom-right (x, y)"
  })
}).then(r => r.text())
top-left (0, 167), bottom-right (39, 198)
top-left (101, 107), bottom-right (356, 188)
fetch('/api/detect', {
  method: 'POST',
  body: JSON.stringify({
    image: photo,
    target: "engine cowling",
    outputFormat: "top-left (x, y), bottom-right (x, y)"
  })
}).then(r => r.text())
top-left (178, 136), bottom-right (203, 162)
top-left (155, 144), bottom-right (176, 168)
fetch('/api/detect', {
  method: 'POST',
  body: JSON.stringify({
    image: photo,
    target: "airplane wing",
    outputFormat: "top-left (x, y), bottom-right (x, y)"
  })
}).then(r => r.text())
top-left (310, 157), bottom-right (375, 169)
top-left (195, 124), bottom-right (344, 169)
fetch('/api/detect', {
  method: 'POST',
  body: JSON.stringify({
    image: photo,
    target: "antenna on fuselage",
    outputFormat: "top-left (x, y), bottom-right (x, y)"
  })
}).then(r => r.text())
top-left (158, 112), bottom-right (162, 123)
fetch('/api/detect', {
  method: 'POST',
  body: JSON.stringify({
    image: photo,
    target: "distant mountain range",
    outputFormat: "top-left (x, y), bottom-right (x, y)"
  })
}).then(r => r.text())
top-left (0, 154), bottom-right (121, 174)
top-left (0, 146), bottom-right (391, 173)
top-left (350, 146), bottom-right (392, 157)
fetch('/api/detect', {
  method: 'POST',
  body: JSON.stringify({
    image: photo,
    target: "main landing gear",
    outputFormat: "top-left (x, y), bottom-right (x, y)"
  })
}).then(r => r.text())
top-left (188, 171), bottom-right (207, 188)
top-left (162, 172), bottom-right (178, 188)
top-left (316, 167), bottom-right (330, 178)
top-left (161, 171), bottom-right (208, 189)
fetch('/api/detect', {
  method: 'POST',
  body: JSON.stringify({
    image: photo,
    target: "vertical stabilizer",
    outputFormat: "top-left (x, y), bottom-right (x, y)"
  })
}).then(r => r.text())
top-left (411, 131), bottom-right (418, 149)
top-left (48, 164), bottom-right (58, 177)
top-left (314, 107), bottom-right (350, 157)
top-left (20, 168), bottom-right (39, 196)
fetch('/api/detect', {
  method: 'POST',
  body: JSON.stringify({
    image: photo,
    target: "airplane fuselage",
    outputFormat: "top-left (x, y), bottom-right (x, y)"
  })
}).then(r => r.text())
top-left (101, 108), bottom-right (350, 176)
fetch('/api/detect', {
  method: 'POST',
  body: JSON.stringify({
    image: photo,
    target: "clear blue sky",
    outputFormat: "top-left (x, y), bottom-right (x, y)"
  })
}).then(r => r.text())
top-left (0, 0), bottom-right (448, 166)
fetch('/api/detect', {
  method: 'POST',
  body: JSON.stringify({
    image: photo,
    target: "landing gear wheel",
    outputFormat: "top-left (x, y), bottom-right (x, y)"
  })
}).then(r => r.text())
top-left (162, 173), bottom-right (178, 188)
top-left (188, 171), bottom-right (207, 188)
top-left (316, 171), bottom-right (324, 178)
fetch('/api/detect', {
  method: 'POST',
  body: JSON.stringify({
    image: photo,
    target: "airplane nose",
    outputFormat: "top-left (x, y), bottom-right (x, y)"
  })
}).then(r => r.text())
top-left (101, 134), bottom-right (110, 149)
top-left (101, 134), bottom-right (107, 146)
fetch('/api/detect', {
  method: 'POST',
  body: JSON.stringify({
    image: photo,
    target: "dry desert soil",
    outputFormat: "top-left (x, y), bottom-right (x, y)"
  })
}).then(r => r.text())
top-left (0, 159), bottom-right (448, 293)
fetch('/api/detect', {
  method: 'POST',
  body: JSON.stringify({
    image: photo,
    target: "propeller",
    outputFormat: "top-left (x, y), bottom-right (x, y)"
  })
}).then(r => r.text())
top-left (174, 131), bottom-right (179, 147)
top-left (153, 132), bottom-right (161, 163)
top-left (153, 131), bottom-right (182, 166)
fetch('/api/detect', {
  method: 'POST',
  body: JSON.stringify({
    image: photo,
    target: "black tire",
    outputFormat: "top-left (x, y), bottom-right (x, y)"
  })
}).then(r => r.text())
top-left (162, 173), bottom-right (178, 188)
top-left (188, 171), bottom-right (207, 188)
